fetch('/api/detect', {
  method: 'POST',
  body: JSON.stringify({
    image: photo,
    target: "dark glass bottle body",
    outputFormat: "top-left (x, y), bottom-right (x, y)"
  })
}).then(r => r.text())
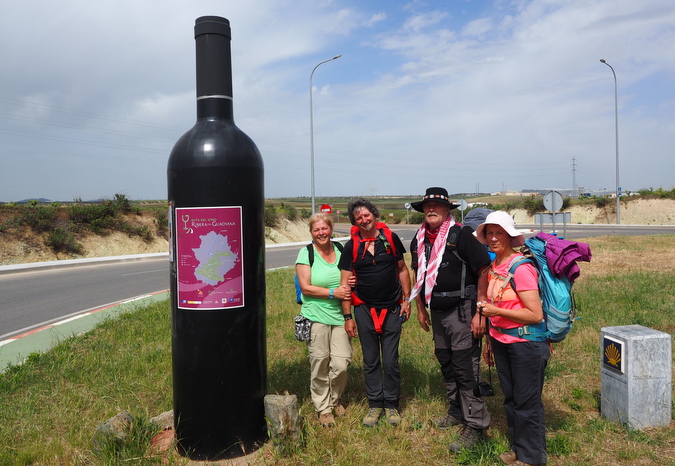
top-left (167, 16), bottom-right (266, 461)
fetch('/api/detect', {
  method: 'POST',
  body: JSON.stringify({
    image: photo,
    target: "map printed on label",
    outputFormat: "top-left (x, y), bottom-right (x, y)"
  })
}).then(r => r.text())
top-left (176, 206), bottom-right (244, 310)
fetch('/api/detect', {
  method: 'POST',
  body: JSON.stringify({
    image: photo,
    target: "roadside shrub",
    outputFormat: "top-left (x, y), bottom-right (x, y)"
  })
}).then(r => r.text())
top-left (409, 212), bottom-right (424, 224)
top-left (134, 225), bottom-right (154, 243)
top-left (264, 204), bottom-right (279, 228)
top-left (68, 203), bottom-right (117, 227)
top-left (113, 193), bottom-right (133, 213)
top-left (21, 205), bottom-right (57, 232)
top-left (154, 211), bottom-right (168, 237)
top-left (90, 217), bottom-right (115, 235)
top-left (523, 197), bottom-right (545, 216)
top-left (47, 228), bottom-right (82, 254)
top-left (280, 203), bottom-right (298, 221)
top-left (593, 196), bottom-right (611, 208)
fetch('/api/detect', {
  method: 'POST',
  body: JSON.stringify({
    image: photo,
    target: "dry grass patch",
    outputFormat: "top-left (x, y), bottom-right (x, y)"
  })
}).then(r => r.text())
top-left (576, 235), bottom-right (675, 278)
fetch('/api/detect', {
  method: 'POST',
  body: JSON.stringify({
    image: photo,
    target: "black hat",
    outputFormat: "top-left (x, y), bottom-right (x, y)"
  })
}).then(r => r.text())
top-left (411, 187), bottom-right (459, 212)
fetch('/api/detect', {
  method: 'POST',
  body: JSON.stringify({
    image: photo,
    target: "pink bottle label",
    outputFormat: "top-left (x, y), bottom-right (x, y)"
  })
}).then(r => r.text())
top-left (175, 206), bottom-right (244, 310)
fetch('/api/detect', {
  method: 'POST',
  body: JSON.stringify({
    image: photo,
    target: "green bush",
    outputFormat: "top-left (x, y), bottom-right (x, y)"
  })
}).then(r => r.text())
top-left (68, 203), bottom-right (117, 227)
top-left (47, 228), bottom-right (82, 254)
top-left (523, 197), bottom-right (545, 215)
top-left (154, 210), bottom-right (168, 237)
top-left (409, 212), bottom-right (425, 224)
top-left (265, 204), bottom-right (279, 228)
top-left (280, 203), bottom-right (298, 221)
top-left (113, 193), bottom-right (132, 213)
top-left (134, 225), bottom-right (154, 243)
top-left (90, 216), bottom-right (115, 235)
top-left (21, 205), bottom-right (58, 232)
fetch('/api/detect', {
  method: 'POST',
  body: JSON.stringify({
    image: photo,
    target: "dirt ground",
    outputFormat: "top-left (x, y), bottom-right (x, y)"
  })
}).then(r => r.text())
top-left (510, 198), bottom-right (675, 225)
top-left (1, 199), bottom-right (673, 266)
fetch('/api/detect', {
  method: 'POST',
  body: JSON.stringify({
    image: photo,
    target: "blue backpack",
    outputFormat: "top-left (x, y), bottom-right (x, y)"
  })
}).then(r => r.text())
top-left (295, 242), bottom-right (344, 305)
top-left (492, 236), bottom-right (577, 343)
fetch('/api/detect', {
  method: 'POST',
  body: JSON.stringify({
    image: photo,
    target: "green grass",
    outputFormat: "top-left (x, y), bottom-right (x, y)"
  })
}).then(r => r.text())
top-left (1, 241), bottom-right (674, 465)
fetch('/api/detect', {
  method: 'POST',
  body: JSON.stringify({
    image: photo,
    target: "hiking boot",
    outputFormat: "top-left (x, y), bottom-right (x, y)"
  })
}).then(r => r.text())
top-left (511, 462), bottom-right (545, 466)
top-left (362, 407), bottom-right (383, 427)
top-left (334, 403), bottom-right (347, 417)
top-left (384, 408), bottom-right (401, 426)
top-left (449, 425), bottom-right (484, 453)
top-left (499, 450), bottom-right (517, 464)
top-left (319, 412), bottom-right (335, 428)
top-left (432, 413), bottom-right (462, 429)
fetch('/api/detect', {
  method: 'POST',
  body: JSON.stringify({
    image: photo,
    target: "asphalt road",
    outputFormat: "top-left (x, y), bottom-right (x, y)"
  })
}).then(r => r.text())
top-left (1, 223), bottom-right (674, 342)
top-left (0, 258), bottom-right (169, 341)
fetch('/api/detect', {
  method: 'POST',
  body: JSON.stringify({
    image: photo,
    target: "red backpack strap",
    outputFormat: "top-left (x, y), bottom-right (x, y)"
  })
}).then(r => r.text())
top-left (350, 225), bottom-right (361, 263)
top-left (350, 223), bottom-right (398, 260)
top-left (375, 222), bottom-right (397, 257)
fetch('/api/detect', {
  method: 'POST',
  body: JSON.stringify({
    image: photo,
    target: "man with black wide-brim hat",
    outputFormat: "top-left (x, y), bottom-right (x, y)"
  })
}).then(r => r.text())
top-left (409, 187), bottom-right (492, 452)
top-left (410, 186), bottom-right (460, 212)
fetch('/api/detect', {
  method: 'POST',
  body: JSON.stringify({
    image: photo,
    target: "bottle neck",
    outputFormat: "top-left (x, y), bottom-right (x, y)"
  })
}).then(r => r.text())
top-left (194, 17), bottom-right (233, 120)
top-left (197, 97), bottom-right (233, 119)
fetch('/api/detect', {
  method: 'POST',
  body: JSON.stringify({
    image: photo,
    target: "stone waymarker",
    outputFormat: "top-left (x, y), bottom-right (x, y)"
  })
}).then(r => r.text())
top-left (601, 325), bottom-right (672, 429)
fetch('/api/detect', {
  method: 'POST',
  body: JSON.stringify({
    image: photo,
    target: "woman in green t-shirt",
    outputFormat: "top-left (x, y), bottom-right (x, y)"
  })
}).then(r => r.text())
top-left (296, 213), bottom-right (352, 428)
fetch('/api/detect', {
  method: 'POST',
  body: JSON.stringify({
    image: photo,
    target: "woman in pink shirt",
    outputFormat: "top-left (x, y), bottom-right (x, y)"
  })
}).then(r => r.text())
top-left (474, 211), bottom-right (549, 466)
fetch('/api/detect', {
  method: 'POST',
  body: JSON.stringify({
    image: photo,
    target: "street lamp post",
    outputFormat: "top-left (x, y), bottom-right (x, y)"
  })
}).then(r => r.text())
top-left (310, 55), bottom-right (341, 215)
top-left (600, 59), bottom-right (620, 224)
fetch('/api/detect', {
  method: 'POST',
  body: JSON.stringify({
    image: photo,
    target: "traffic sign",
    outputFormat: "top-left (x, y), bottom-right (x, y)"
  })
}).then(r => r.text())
top-left (320, 204), bottom-right (332, 214)
top-left (544, 191), bottom-right (563, 212)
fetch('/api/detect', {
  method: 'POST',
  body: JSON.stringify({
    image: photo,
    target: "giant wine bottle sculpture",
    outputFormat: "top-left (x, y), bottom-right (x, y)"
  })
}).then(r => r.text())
top-left (167, 16), bottom-right (266, 460)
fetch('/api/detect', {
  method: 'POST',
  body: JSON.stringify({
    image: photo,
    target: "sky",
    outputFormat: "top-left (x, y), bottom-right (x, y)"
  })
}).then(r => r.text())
top-left (0, 0), bottom-right (674, 202)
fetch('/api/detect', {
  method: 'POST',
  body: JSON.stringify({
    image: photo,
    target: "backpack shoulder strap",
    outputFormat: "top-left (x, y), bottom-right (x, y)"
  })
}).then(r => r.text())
top-left (309, 241), bottom-right (343, 267)
top-left (350, 225), bottom-right (361, 262)
top-left (307, 243), bottom-right (315, 267)
top-left (445, 224), bottom-right (464, 262)
top-left (506, 256), bottom-right (534, 292)
top-left (444, 224), bottom-right (469, 298)
top-left (446, 224), bottom-right (461, 248)
top-left (376, 222), bottom-right (397, 257)
top-left (489, 255), bottom-right (532, 300)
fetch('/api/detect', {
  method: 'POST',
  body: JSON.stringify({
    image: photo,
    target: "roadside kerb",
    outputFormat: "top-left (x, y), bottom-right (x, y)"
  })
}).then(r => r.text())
top-left (0, 252), bottom-right (169, 276)
top-left (0, 291), bottom-right (169, 373)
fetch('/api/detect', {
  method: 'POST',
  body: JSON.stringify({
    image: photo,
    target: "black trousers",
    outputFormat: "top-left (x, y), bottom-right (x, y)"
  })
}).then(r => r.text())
top-left (354, 303), bottom-right (402, 409)
top-left (431, 300), bottom-right (491, 430)
top-left (491, 337), bottom-right (550, 465)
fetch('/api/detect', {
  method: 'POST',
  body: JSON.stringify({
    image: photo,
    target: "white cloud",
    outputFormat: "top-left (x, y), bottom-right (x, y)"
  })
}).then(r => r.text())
top-left (403, 10), bottom-right (449, 32)
top-left (462, 17), bottom-right (493, 37)
top-left (0, 0), bottom-right (673, 201)
top-left (365, 12), bottom-right (387, 27)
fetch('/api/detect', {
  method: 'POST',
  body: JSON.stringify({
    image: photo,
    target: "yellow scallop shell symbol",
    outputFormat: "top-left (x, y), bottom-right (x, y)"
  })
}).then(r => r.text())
top-left (605, 343), bottom-right (621, 367)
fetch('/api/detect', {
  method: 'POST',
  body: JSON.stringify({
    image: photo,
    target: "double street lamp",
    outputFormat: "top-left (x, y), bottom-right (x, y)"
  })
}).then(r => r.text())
top-left (600, 59), bottom-right (620, 225)
top-left (309, 55), bottom-right (341, 214)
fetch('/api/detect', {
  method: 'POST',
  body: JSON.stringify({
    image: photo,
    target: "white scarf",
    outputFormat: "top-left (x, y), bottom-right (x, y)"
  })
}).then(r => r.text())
top-left (409, 215), bottom-right (455, 305)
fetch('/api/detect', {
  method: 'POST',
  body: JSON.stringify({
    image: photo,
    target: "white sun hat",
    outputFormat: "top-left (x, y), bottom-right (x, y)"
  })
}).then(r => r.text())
top-left (473, 211), bottom-right (525, 247)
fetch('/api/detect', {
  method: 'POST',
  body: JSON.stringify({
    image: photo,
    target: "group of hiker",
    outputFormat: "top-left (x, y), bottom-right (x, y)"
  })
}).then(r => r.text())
top-left (295, 187), bottom-right (549, 466)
